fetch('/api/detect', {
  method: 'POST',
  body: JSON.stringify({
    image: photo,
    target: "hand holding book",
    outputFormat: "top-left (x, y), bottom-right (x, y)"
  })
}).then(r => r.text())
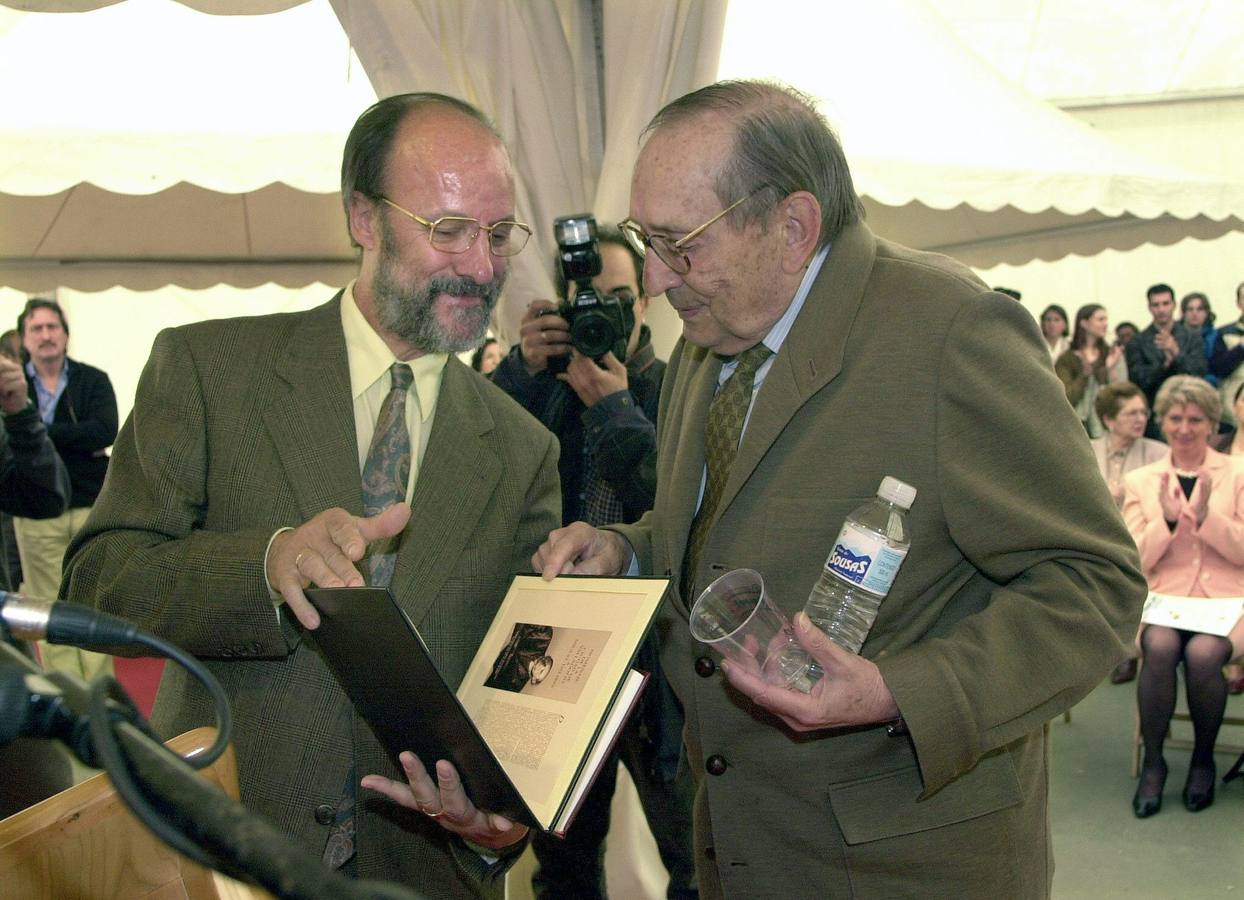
top-left (362, 752), bottom-right (527, 851)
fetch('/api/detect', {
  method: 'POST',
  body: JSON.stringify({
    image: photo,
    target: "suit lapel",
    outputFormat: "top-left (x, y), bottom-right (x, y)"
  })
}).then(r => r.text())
top-left (719, 223), bottom-right (878, 521)
top-left (263, 295), bottom-right (362, 519)
top-left (391, 359), bottom-right (500, 625)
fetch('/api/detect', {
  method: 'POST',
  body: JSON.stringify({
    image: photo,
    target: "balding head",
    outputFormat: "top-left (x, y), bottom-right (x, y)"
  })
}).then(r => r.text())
top-left (340, 93), bottom-right (509, 248)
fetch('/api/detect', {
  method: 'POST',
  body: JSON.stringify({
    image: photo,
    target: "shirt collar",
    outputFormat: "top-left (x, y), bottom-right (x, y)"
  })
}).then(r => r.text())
top-left (757, 242), bottom-right (831, 356)
top-left (340, 281), bottom-right (446, 422)
top-left (625, 325), bottom-right (656, 376)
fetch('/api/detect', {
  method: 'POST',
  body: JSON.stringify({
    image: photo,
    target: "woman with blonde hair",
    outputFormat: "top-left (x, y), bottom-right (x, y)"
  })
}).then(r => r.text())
top-left (1123, 375), bottom-right (1244, 816)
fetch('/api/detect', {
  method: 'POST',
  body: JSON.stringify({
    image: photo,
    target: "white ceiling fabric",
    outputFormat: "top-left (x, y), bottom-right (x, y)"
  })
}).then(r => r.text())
top-left (718, 0), bottom-right (1244, 266)
top-left (932, 0), bottom-right (1244, 105)
top-left (1, 0), bottom-right (1243, 290)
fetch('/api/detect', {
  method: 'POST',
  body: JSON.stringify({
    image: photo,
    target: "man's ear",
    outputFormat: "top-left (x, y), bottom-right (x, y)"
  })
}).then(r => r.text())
top-left (349, 191), bottom-right (380, 251)
top-left (778, 191), bottom-right (822, 275)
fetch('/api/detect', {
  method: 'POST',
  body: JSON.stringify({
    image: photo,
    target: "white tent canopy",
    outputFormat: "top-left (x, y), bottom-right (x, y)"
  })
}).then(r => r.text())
top-left (719, 0), bottom-right (1244, 267)
top-left (2, 0), bottom-right (1243, 288)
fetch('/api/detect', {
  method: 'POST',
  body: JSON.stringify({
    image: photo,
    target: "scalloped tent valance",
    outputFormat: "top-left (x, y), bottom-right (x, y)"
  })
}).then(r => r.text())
top-left (2, 0), bottom-right (1243, 293)
top-left (0, 1), bottom-right (306, 12)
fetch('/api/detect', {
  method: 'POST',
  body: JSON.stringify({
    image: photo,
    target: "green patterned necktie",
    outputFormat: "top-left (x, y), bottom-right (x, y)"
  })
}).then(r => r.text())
top-left (361, 362), bottom-right (413, 587)
top-left (683, 343), bottom-right (773, 599)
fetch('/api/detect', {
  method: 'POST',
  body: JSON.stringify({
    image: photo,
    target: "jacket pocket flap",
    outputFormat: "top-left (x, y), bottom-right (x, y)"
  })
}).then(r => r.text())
top-left (829, 748), bottom-right (1022, 845)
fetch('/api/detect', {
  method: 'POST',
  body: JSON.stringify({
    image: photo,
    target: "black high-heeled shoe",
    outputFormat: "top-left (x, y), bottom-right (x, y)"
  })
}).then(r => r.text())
top-left (1183, 763), bottom-right (1216, 812)
top-left (1133, 759), bottom-right (1167, 818)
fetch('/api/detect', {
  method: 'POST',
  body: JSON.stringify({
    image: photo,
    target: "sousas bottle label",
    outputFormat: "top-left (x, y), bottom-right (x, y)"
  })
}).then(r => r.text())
top-left (825, 522), bottom-right (909, 596)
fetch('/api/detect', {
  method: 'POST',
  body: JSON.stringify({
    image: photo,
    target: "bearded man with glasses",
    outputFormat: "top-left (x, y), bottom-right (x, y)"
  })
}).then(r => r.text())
top-left (62, 94), bottom-right (560, 896)
top-left (536, 80), bottom-right (1144, 899)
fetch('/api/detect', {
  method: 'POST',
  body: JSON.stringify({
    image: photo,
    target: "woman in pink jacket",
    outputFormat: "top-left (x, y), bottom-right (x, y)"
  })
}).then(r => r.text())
top-left (1123, 375), bottom-right (1244, 818)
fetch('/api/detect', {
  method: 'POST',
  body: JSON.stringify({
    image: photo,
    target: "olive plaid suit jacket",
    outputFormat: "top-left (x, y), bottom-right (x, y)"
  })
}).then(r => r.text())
top-left (62, 294), bottom-right (561, 898)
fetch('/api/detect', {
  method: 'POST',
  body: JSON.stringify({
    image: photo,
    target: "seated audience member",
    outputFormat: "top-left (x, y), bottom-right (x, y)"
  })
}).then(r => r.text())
top-left (470, 337), bottom-right (504, 375)
top-left (1122, 375), bottom-right (1244, 817)
top-left (1091, 382), bottom-right (1166, 684)
top-left (1115, 321), bottom-right (1139, 348)
top-left (1209, 280), bottom-right (1244, 427)
top-left (1055, 303), bottom-right (1126, 437)
top-left (1128, 283), bottom-right (1207, 439)
top-left (1040, 303), bottom-right (1070, 363)
top-left (1209, 382), bottom-right (1244, 694)
top-left (1180, 292), bottom-right (1218, 386)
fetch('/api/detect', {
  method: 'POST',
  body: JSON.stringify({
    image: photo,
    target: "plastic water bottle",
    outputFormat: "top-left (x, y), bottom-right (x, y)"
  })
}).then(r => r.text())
top-left (803, 477), bottom-right (917, 661)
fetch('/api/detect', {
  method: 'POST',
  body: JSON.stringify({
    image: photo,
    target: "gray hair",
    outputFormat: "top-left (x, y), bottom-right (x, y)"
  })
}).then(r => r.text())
top-left (1154, 374), bottom-right (1221, 427)
top-left (644, 80), bottom-right (863, 247)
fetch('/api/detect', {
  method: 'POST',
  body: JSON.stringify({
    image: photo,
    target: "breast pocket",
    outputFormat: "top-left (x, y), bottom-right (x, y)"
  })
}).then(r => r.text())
top-left (755, 496), bottom-right (873, 615)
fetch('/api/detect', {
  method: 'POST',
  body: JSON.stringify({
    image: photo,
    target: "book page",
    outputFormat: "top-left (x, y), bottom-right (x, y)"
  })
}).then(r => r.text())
top-left (1141, 592), bottom-right (1244, 636)
top-left (456, 576), bottom-right (666, 828)
top-left (553, 669), bottom-right (646, 835)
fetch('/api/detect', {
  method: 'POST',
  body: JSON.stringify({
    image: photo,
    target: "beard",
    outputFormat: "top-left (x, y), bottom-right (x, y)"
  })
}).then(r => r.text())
top-left (372, 223), bottom-right (503, 353)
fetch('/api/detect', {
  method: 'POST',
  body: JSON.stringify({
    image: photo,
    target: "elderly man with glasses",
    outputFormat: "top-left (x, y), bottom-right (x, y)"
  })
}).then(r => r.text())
top-left (62, 94), bottom-right (560, 897)
top-left (536, 80), bottom-right (1144, 899)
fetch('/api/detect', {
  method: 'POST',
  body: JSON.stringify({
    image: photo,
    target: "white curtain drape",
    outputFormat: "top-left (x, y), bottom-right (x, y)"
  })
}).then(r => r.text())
top-left (327, 0), bottom-right (725, 341)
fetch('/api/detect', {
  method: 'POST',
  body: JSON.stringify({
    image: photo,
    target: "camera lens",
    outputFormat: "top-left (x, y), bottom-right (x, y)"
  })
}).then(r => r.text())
top-left (571, 311), bottom-right (615, 359)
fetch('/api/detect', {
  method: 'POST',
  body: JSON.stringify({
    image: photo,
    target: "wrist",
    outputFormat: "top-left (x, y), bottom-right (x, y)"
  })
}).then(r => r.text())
top-left (521, 352), bottom-right (543, 377)
top-left (264, 527), bottom-right (295, 600)
top-left (2, 397), bottom-right (34, 418)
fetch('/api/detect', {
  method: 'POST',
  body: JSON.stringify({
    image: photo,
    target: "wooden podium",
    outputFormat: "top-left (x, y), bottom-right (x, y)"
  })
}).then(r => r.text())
top-left (0, 727), bottom-right (272, 899)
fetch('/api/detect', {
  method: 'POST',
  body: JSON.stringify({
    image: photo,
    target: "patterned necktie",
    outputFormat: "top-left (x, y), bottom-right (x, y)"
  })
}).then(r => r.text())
top-left (361, 362), bottom-right (413, 587)
top-left (323, 363), bottom-right (414, 869)
top-left (683, 343), bottom-right (773, 599)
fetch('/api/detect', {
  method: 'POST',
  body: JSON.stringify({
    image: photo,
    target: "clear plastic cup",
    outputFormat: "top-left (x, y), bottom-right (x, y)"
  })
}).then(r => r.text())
top-left (689, 568), bottom-right (812, 693)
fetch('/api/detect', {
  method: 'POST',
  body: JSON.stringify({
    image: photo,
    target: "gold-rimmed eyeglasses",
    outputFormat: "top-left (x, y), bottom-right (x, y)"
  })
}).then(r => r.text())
top-left (379, 197), bottom-right (532, 257)
top-left (619, 192), bottom-right (758, 276)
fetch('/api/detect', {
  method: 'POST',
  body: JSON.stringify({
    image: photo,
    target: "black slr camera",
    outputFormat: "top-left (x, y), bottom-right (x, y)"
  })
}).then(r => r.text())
top-left (551, 213), bottom-right (635, 367)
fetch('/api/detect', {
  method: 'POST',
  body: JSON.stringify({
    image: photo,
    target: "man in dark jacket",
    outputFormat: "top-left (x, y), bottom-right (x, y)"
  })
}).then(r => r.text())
top-left (492, 228), bottom-right (696, 900)
top-left (15, 298), bottom-right (117, 679)
top-left (1126, 283), bottom-right (1207, 437)
top-left (0, 351), bottom-right (70, 523)
top-left (0, 344), bottom-right (74, 818)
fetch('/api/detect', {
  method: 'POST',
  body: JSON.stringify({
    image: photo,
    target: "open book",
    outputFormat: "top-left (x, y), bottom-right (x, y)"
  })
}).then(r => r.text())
top-left (305, 575), bottom-right (669, 835)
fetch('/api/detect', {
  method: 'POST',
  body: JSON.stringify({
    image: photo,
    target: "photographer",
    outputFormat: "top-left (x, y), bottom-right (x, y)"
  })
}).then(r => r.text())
top-left (491, 224), bottom-right (696, 900)
top-left (493, 224), bottom-right (664, 527)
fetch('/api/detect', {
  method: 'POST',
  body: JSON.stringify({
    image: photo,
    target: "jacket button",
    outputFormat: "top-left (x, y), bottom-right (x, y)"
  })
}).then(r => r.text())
top-left (695, 656), bottom-right (716, 677)
top-left (314, 803), bottom-right (335, 825)
top-left (705, 754), bottom-right (728, 776)
top-left (705, 845), bottom-right (716, 861)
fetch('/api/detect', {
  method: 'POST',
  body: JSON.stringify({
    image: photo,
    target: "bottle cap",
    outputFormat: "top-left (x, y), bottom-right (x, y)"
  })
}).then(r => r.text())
top-left (877, 476), bottom-right (916, 509)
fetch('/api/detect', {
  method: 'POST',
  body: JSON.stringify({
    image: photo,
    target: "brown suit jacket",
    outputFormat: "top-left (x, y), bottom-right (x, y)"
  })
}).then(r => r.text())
top-left (612, 223), bottom-right (1145, 899)
top-left (61, 295), bottom-right (561, 899)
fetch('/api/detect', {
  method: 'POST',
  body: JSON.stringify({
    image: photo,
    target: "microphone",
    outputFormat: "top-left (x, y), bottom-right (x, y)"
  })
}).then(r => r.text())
top-left (0, 590), bottom-right (140, 650)
top-left (0, 640), bottom-right (123, 766)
